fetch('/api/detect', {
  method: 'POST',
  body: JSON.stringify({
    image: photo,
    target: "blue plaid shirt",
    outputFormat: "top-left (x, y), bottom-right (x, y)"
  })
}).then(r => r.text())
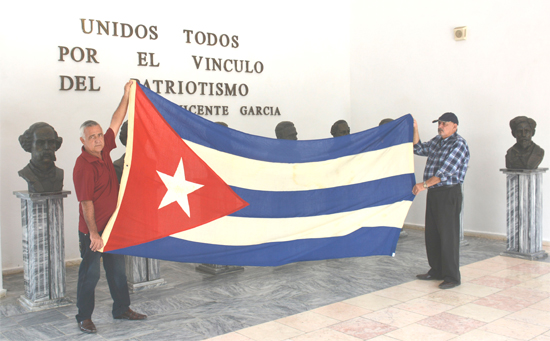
top-left (413, 132), bottom-right (470, 188)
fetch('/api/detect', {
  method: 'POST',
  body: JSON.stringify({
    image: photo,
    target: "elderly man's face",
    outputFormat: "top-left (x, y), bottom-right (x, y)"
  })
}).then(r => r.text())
top-left (281, 125), bottom-right (298, 140)
top-left (31, 126), bottom-right (57, 166)
top-left (514, 122), bottom-right (533, 149)
top-left (81, 124), bottom-right (105, 157)
top-left (333, 123), bottom-right (350, 137)
top-left (437, 121), bottom-right (457, 139)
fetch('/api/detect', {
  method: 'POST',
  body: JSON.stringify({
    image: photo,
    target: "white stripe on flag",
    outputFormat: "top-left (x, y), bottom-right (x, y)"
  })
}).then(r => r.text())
top-left (185, 140), bottom-right (414, 191)
top-left (170, 200), bottom-right (411, 246)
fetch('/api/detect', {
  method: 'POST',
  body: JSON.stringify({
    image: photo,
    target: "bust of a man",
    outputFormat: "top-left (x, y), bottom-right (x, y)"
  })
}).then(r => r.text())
top-left (113, 121), bottom-right (128, 183)
top-left (18, 122), bottom-right (64, 193)
top-left (505, 116), bottom-right (544, 169)
top-left (331, 120), bottom-right (350, 137)
top-left (275, 121), bottom-right (298, 140)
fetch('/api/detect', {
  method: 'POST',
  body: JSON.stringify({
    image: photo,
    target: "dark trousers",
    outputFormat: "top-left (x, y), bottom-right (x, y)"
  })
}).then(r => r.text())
top-left (76, 231), bottom-right (130, 322)
top-left (425, 185), bottom-right (462, 284)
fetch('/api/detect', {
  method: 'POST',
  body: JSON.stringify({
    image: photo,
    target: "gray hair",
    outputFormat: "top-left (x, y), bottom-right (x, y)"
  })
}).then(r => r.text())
top-left (80, 120), bottom-right (100, 139)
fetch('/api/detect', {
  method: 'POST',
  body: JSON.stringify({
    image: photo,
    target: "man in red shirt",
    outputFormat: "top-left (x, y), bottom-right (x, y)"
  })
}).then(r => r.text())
top-left (73, 81), bottom-right (146, 334)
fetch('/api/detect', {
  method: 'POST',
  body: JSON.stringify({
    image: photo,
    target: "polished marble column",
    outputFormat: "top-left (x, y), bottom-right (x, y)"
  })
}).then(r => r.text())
top-left (125, 256), bottom-right (166, 293)
top-left (195, 264), bottom-right (244, 275)
top-left (13, 191), bottom-right (73, 311)
top-left (500, 168), bottom-right (548, 260)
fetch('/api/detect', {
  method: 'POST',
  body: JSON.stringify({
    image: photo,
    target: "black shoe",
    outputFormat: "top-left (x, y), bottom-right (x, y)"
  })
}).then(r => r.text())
top-left (416, 273), bottom-right (442, 280)
top-left (439, 281), bottom-right (460, 289)
top-left (79, 319), bottom-right (97, 333)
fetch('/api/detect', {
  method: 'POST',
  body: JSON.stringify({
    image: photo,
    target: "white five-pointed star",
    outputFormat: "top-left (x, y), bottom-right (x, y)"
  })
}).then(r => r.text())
top-left (157, 158), bottom-right (204, 216)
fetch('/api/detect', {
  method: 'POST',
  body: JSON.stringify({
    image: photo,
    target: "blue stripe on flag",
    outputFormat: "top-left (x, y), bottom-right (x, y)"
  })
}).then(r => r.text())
top-left (109, 226), bottom-right (401, 266)
top-left (138, 84), bottom-right (413, 163)
top-left (230, 174), bottom-right (415, 218)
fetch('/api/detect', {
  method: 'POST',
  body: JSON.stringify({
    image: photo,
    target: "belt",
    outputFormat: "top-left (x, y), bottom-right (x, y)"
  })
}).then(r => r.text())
top-left (428, 184), bottom-right (461, 192)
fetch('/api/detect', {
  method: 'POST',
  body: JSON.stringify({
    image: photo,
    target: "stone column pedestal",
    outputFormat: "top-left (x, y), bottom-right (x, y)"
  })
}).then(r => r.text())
top-left (13, 191), bottom-right (73, 311)
top-left (500, 168), bottom-right (548, 260)
top-left (125, 256), bottom-right (166, 293)
top-left (195, 264), bottom-right (244, 275)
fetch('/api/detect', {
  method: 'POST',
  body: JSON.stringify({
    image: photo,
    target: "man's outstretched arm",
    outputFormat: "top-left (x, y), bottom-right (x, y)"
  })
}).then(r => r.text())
top-left (109, 80), bottom-right (133, 137)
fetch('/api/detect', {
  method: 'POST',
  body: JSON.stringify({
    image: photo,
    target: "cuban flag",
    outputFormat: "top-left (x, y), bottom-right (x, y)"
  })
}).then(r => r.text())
top-left (101, 81), bottom-right (416, 266)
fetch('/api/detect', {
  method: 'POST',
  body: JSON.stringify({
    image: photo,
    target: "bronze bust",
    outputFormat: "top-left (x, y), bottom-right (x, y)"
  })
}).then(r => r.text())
top-left (505, 116), bottom-right (544, 169)
top-left (275, 121), bottom-right (298, 140)
top-left (331, 120), bottom-right (350, 137)
top-left (18, 122), bottom-right (64, 192)
top-left (113, 121), bottom-right (128, 183)
top-left (379, 118), bottom-right (394, 126)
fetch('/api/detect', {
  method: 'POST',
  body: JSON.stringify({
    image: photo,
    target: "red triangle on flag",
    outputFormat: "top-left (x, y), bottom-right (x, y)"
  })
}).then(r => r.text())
top-left (103, 86), bottom-right (248, 251)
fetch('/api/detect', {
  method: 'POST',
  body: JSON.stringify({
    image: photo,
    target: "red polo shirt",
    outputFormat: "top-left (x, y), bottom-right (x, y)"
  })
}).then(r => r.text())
top-left (73, 128), bottom-right (119, 234)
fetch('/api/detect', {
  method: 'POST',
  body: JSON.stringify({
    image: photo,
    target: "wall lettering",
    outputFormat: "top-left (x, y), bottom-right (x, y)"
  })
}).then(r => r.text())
top-left (182, 30), bottom-right (238, 48)
top-left (80, 19), bottom-right (158, 40)
top-left (59, 46), bottom-right (99, 63)
top-left (137, 52), bottom-right (160, 67)
top-left (56, 20), bottom-right (280, 116)
top-left (60, 76), bottom-right (101, 91)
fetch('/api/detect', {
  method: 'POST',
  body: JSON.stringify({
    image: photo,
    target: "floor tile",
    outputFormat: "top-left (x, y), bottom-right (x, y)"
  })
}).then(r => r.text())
top-left (473, 294), bottom-right (534, 312)
top-left (480, 318), bottom-right (549, 340)
top-left (417, 312), bottom-right (485, 335)
top-left (362, 307), bottom-right (426, 328)
top-left (462, 260), bottom-right (511, 272)
top-left (208, 333), bottom-right (253, 341)
top-left (329, 317), bottom-right (397, 339)
top-left (484, 256), bottom-right (529, 265)
top-left (343, 293), bottom-right (401, 311)
top-left (451, 328), bottom-right (523, 340)
top-left (276, 311), bottom-right (339, 332)
top-left (291, 327), bottom-right (363, 341)
top-left (505, 307), bottom-right (550, 328)
top-left (423, 290), bottom-right (478, 306)
top-left (371, 286), bottom-right (426, 302)
top-left (491, 269), bottom-right (542, 282)
top-left (384, 323), bottom-right (456, 341)
top-left (311, 302), bottom-right (371, 321)
top-left (531, 298), bottom-right (550, 312)
top-left (447, 303), bottom-right (511, 322)
top-left (509, 263), bottom-right (550, 276)
top-left (396, 280), bottom-right (441, 294)
top-left (368, 336), bottom-right (404, 341)
top-left (393, 298), bottom-right (454, 316)
top-left (237, 321), bottom-right (303, 341)
top-left (497, 286), bottom-right (550, 304)
top-left (469, 276), bottom-right (521, 289)
top-left (449, 282), bottom-right (502, 297)
top-left (460, 267), bottom-right (495, 281)
top-left (532, 335), bottom-right (550, 341)
top-left (516, 278), bottom-right (550, 293)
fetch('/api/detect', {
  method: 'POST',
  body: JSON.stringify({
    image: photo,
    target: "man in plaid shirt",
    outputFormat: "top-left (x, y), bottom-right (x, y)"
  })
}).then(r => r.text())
top-left (412, 112), bottom-right (470, 289)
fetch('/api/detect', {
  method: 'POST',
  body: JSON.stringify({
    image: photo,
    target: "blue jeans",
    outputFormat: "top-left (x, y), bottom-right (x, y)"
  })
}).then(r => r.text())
top-left (76, 231), bottom-right (130, 322)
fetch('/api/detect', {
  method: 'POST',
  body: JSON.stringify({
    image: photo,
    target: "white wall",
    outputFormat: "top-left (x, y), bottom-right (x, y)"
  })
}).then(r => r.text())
top-left (350, 0), bottom-right (550, 238)
top-left (0, 1), bottom-right (351, 270)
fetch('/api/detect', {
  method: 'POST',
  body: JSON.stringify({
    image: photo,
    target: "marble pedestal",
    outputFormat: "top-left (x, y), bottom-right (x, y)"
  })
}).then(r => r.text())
top-left (195, 264), bottom-right (244, 275)
top-left (500, 168), bottom-right (548, 260)
top-left (14, 191), bottom-right (73, 311)
top-left (125, 256), bottom-right (166, 293)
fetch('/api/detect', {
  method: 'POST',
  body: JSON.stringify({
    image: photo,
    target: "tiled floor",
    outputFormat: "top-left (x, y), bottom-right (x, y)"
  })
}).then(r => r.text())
top-left (1, 229), bottom-right (549, 340)
top-left (208, 252), bottom-right (550, 341)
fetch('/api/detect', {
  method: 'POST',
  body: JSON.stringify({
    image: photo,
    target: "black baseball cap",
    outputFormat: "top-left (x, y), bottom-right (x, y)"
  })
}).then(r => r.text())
top-left (432, 112), bottom-right (458, 125)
